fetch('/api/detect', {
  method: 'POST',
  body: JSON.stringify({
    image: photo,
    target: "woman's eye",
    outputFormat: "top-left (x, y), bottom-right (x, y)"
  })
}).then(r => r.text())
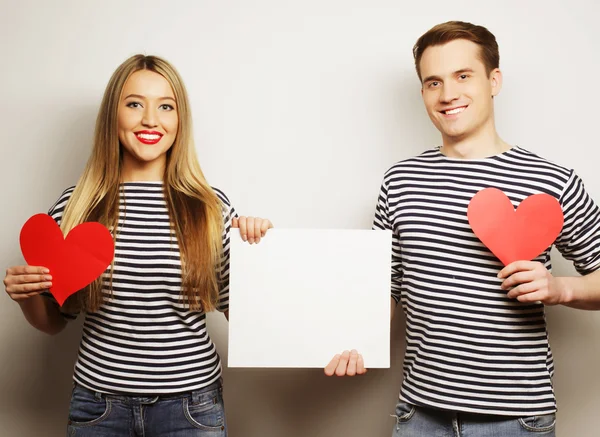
top-left (127, 102), bottom-right (142, 108)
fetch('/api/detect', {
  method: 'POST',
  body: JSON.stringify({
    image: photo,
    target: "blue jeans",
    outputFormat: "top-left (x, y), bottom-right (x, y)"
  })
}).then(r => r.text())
top-left (66, 379), bottom-right (227, 437)
top-left (391, 401), bottom-right (556, 437)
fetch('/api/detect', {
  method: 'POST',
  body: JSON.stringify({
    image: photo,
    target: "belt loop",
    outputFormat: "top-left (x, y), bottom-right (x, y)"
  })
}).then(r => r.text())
top-left (94, 391), bottom-right (103, 401)
top-left (143, 396), bottom-right (160, 405)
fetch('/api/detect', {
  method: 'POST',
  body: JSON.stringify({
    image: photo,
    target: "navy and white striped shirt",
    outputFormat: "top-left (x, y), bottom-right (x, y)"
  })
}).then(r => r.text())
top-left (46, 182), bottom-right (235, 395)
top-left (374, 146), bottom-right (600, 416)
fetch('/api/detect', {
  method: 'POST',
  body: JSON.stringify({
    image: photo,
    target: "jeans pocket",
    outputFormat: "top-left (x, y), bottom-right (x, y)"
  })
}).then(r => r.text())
top-left (68, 386), bottom-right (112, 427)
top-left (394, 401), bottom-right (417, 424)
top-left (518, 413), bottom-right (556, 432)
top-left (182, 394), bottom-right (225, 431)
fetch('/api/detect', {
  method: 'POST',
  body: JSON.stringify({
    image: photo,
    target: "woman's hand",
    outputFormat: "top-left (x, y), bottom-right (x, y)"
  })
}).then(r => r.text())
top-left (232, 217), bottom-right (273, 244)
top-left (4, 266), bottom-right (53, 303)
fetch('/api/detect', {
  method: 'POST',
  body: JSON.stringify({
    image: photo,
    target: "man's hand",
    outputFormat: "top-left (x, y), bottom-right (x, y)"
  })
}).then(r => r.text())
top-left (498, 260), bottom-right (568, 305)
top-left (324, 350), bottom-right (367, 376)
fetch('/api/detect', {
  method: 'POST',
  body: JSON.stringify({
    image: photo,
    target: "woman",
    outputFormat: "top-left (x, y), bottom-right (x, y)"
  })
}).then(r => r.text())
top-left (3, 54), bottom-right (271, 436)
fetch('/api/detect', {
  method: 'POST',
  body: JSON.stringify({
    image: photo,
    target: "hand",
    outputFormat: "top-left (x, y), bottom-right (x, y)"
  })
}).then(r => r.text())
top-left (324, 349), bottom-right (367, 376)
top-left (4, 266), bottom-right (53, 303)
top-left (232, 216), bottom-right (273, 244)
top-left (498, 260), bottom-right (566, 305)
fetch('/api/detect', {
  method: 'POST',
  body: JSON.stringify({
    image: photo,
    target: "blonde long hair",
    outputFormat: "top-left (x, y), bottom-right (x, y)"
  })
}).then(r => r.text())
top-left (61, 55), bottom-right (223, 313)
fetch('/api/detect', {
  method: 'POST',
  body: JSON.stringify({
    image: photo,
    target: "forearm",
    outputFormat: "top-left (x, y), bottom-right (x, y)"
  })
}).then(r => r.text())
top-left (18, 294), bottom-right (67, 335)
top-left (559, 270), bottom-right (600, 310)
top-left (391, 296), bottom-right (397, 320)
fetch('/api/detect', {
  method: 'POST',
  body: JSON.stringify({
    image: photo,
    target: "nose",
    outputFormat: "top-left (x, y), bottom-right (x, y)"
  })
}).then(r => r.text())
top-left (439, 82), bottom-right (459, 104)
top-left (142, 106), bottom-right (158, 127)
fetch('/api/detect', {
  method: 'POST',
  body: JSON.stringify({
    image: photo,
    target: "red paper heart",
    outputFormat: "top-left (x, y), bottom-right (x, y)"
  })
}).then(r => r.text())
top-left (467, 188), bottom-right (564, 265)
top-left (19, 214), bottom-right (115, 306)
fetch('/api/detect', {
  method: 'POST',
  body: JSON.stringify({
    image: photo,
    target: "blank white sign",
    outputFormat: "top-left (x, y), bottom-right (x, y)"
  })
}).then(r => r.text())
top-left (228, 229), bottom-right (392, 368)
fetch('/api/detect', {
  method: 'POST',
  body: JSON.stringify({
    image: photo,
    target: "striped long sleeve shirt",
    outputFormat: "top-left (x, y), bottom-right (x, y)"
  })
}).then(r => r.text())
top-left (373, 146), bottom-right (600, 416)
top-left (45, 182), bottom-right (235, 395)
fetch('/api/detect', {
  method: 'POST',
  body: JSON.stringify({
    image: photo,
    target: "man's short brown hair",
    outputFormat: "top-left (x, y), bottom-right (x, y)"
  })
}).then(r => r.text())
top-left (413, 21), bottom-right (499, 82)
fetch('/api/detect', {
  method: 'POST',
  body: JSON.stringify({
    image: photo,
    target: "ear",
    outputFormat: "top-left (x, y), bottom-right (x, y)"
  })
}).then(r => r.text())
top-left (490, 68), bottom-right (503, 97)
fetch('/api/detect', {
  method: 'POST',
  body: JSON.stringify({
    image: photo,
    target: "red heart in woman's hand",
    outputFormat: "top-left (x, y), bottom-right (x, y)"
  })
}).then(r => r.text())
top-left (19, 214), bottom-right (114, 306)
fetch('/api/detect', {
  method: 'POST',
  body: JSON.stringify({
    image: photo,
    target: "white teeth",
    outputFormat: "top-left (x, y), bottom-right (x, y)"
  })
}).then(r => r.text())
top-left (137, 134), bottom-right (161, 140)
top-left (445, 107), bottom-right (465, 115)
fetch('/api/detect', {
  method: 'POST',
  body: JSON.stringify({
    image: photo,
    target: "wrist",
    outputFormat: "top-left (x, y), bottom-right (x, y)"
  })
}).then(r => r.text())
top-left (556, 276), bottom-right (578, 305)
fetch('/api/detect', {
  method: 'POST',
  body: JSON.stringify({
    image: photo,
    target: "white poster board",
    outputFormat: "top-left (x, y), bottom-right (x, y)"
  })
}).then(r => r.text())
top-left (228, 229), bottom-right (392, 368)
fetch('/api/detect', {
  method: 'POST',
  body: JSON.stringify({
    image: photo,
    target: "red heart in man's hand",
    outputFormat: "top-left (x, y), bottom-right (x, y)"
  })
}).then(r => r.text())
top-left (19, 214), bottom-right (114, 306)
top-left (467, 188), bottom-right (564, 265)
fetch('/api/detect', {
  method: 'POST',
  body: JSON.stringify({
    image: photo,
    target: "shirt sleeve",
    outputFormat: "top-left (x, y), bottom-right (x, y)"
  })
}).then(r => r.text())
top-left (372, 175), bottom-right (403, 305)
top-left (554, 171), bottom-right (600, 275)
top-left (213, 188), bottom-right (238, 313)
top-left (40, 187), bottom-right (80, 320)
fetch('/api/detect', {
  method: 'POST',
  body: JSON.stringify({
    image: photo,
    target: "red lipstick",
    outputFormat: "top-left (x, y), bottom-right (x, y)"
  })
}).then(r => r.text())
top-left (135, 130), bottom-right (163, 145)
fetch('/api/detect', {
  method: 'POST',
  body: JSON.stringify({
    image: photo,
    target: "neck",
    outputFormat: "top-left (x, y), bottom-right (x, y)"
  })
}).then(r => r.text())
top-left (121, 155), bottom-right (166, 182)
top-left (440, 120), bottom-right (511, 159)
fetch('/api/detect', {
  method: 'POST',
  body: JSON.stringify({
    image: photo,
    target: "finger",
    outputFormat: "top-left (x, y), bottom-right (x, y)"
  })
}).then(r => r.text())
top-left (498, 260), bottom-right (537, 279)
top-left (246, 217), bottom-right (256, 243)
top-left (335, 350), bottom-right (350, 376)
top-left (6, 266), bottom-right (49, 276)
top-left (501, 271), bottom-right (536, 290)
top-left (260, 219), bottom-right (273, 237)
top-left (10, 290), bottom-right (44, 301)
top-left (516, 289), bottom-right (552, 304)
top-left (237, 217), bottom-right (247, 241)
top-left (507, 279), bottom-right (545, 299)
top-left (8, 281), bottom-right (53, 294)
top-left (346, 350), bottom-right (358, 376)
top-left (12, 274), bottom-right (52, 286)
top-left (357, 354), bottom-right (367, 375)
top-left (232, 217), bottom-right (239, 228)
top-left (254, 218), bottom-right (262, 244)
top-left (324, 354), bottom-right (341, 376)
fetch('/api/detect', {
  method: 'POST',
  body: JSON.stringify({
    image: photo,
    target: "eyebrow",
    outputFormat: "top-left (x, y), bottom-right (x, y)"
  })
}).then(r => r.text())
top-left (123, 94), bottom-right (176, 102)
top-left (422, 68), bottom-right (475, 84)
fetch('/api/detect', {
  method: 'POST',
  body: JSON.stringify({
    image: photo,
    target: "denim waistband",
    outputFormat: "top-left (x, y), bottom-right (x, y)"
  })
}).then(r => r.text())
top-left (74, 378), bottom-right (223, 406)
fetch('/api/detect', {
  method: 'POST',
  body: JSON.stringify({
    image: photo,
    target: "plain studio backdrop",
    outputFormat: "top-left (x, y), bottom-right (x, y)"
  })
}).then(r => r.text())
top-left (1, 1), bottom-right (599, 436)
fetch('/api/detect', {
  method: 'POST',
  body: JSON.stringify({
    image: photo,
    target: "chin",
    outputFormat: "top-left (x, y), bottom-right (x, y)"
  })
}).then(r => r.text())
top-left (441, 129), bottom-right (470, 143)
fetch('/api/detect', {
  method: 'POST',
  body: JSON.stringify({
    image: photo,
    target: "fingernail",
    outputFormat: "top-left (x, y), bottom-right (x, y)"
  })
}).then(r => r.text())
top-left (242, 234), bottom-right (247, 241)
top-left (43, 268), bottom-right (49, 274)
top-left (44, 275), bottom-right (52, 281)
top-left (249, 238), bottom-right (254, 244)
top-left (351, 349), bottom-right (357, 355)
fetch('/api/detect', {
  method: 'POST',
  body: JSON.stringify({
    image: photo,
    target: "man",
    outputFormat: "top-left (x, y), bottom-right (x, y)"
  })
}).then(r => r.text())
top-left (325, 21), bottom-right (600, 436)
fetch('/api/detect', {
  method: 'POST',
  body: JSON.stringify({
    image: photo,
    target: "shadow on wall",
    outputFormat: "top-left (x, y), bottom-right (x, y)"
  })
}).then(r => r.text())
top-left (218, 74), bottom-right (433, 437)
top-left (545, 253), bottom-right (600, 437)
top-left (0, 104), bottom-right (95, 437)
top-left (1, 73), bottom-right (435, 437)
top-left (0, 315), bottom-right (83, 436)
top-left (221, 312), bottom-right (407, 437)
